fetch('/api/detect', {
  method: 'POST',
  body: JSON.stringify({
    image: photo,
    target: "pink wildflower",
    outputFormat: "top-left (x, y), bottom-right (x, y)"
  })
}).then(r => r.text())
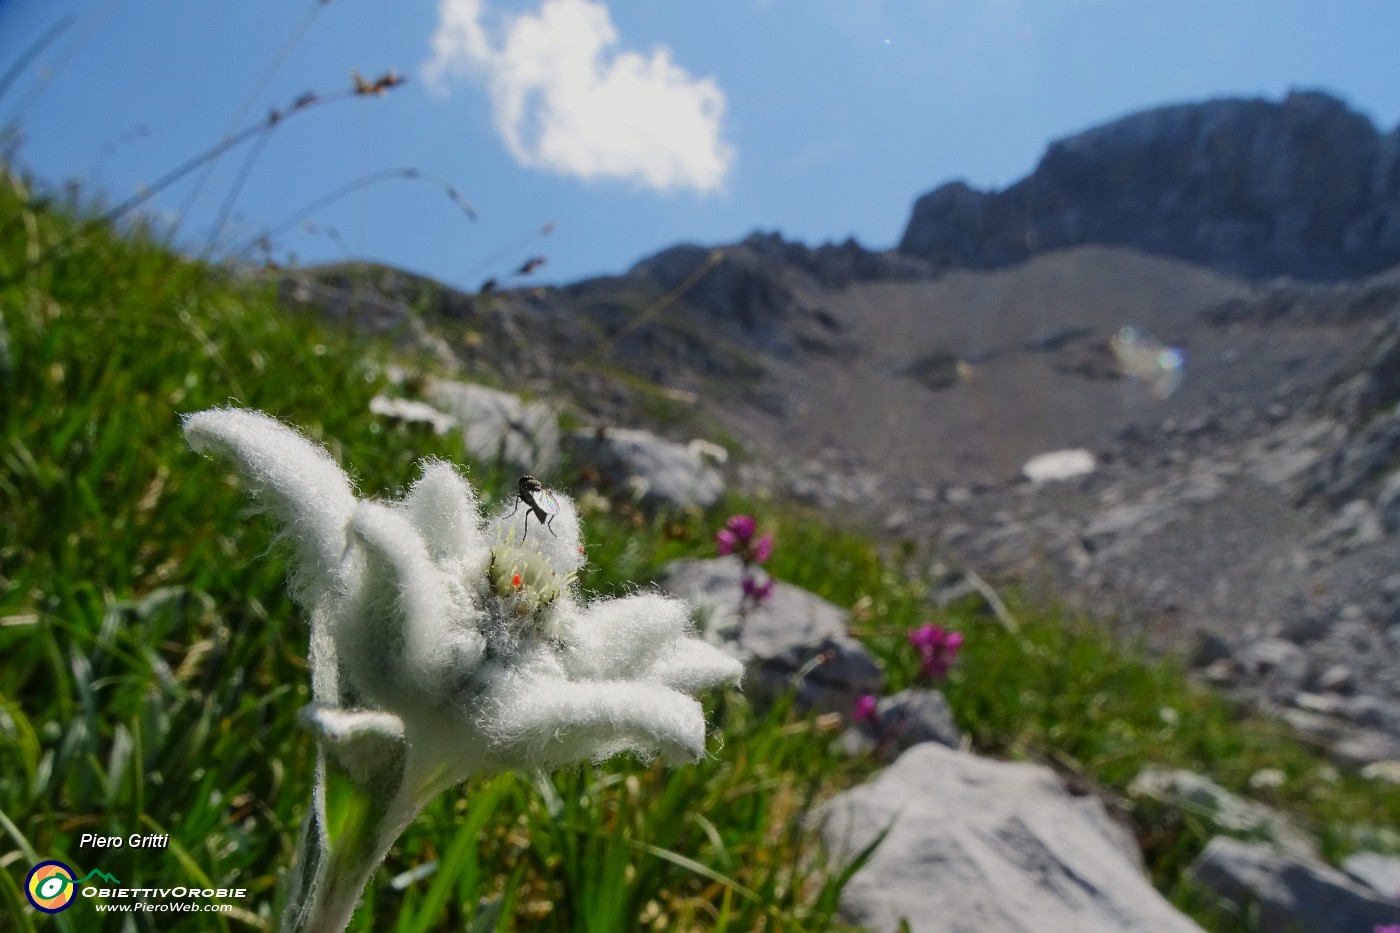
top-left (751, 532), bottom-right (774, 564)
top-left (908, 623), bottom-right (964, 681)
top-left (853, 694), bottom-right (879, 723)
top-left (716, 514), bottom-right (775, 565)
top-left (725, 514), bottom-right (757, 541)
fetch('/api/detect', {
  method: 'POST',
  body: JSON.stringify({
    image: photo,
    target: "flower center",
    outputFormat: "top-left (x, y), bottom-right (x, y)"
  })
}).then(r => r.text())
top-left (487, 543), bottom-right (573, 630)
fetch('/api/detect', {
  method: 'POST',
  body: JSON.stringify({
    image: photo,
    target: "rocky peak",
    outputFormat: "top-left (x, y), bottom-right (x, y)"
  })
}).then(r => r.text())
top-left (630, 230), bottom-right (927, 300)
top-left (899, 90), bottom-right (1400, 280)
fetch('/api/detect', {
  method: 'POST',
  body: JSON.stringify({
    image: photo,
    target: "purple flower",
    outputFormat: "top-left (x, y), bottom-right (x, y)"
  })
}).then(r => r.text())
top-left (724, 514), bottom-right (757, 541)
top-left (907, 623), bottom-right (942, 652)
top-left (716, 514), bottom-right (775, 566)
top-left (751, 532), bottom-right (774, 564)
top-left (1373, 926), bottom-right (1400, 933)
top-left (908, 623), bottom-right (964, 681)
top-left (852, 694), bottom-right (879, 723)
top-left (741, 574), bottom-right (774, 602)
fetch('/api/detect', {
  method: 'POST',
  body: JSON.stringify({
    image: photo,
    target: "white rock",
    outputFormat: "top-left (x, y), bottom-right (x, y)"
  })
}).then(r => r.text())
top-left (565, 428), bottom-right (723, 509)
top-left (820, 744), bottom-right (1202, 933)
top-left (1360, 760), bottom-right (1400, 784)
top-left (1022, 448), bottom-right (1097, 484)
top-left (1343, 851), bottom-right (1400, 900)
top-left (425, 380), bottom-right (560, 476)
top-left (368, 395), bottom-right (458, 435)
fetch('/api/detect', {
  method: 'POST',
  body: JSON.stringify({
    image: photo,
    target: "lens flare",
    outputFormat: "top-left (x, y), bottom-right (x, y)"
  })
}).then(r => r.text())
top-left (1112, 326), bottom-right (1184, 399)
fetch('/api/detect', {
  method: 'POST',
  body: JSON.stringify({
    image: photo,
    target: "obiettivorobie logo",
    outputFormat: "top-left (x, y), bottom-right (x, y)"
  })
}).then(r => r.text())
top-left (23, 857), bottom-right (248, 916)
top-left (24, 861), bottom-right (121, 913)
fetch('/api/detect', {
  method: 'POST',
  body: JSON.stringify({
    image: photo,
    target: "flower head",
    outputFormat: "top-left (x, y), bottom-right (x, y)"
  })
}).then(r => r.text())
top-left (751, 532), bottom-right (774, 564)
top-left (184, 407), bottom-right (740, 776)
top-left (715, 514), bottom-right (774, 565)
top-left (908, 623), bottom-right (963, 681)
top-left (852, 694), bottom-right (879, 724)
top-left (725, 514), bottom-right (757, 540)
top-left (183, 408), bottom-right (743, 930)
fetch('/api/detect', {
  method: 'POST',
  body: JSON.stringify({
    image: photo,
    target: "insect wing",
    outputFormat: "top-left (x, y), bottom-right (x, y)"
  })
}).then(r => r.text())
top-left (536, 488), bottom-right (561, 516)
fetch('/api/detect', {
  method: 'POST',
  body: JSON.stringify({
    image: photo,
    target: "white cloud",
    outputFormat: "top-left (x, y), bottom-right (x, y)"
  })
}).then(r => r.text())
top-left (424, 0), bottom-right (734, 194)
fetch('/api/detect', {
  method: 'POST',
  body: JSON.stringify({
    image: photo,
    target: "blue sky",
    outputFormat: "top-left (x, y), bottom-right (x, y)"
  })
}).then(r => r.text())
top-left (2, 0), bottom-right (1399, 288)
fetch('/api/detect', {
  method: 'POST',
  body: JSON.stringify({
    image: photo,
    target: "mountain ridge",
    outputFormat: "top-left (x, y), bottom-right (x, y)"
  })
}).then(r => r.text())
top-left (897, 89), bottom-right (1400, 281)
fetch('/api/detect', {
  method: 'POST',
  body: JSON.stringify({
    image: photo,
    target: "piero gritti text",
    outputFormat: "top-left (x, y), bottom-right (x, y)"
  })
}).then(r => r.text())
top-left (78, 832), bottom-right (170, 849)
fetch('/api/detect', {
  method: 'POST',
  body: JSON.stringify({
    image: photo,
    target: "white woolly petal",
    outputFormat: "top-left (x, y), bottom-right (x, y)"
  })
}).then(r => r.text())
top-left (300, 703), bottom-right (405, 744)
top-left (401, 460), bottom-right (487, 563)
top-left (480, 673), bottom-right (708, 769)
top-left (560, 593), bottom-right (692, 680)
top-left (530, 493), bottom-right (585, 574)
top-left (638, 639), bottom-right (744, 695)
top-left (488, 492), bottom-right (585, 576)
top-left (182, 408), bottom-right (355, 604)
top-left (345, 502), bottom-right (485, 706)
top-left (300, 704), bottom-right (405, 794)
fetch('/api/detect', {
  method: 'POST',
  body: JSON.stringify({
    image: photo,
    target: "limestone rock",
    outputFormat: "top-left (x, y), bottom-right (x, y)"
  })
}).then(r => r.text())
top-left (425, 380), bottom-right (560, 476)
top-left (1023, 448), bottom-right (1097, 484)
top-left (1128, 769), bottom-right (1316, 858)
top-left (368, 395), bottom-right (459, 435)
top-left (1342, 851), bottom-right (1400, 900)
top-left (819, 744), bottom-right (1202, 933)
top-left (837, 688), bottom-right (962, 758)
top-left (1190, 837), bottom-right (1399, 933)
top-left (1310, 499), bottom-right (1384, 554)
top-left (659, 557), bottom-right (882, 712)
top-left (564, 428), bottom-right (723, 509)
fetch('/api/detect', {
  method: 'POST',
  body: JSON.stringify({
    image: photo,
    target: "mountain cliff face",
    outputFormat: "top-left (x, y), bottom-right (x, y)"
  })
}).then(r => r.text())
top-left (898, 90), bottom-right (1400, 281)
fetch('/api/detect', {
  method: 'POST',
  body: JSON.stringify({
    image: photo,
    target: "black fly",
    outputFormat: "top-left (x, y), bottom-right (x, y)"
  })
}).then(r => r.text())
top-left (507, 475), bottom-right (558, 542)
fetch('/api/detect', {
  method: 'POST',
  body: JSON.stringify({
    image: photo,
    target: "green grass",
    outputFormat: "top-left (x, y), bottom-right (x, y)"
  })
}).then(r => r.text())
top-left (3, 168), bottom-right (1400, 932)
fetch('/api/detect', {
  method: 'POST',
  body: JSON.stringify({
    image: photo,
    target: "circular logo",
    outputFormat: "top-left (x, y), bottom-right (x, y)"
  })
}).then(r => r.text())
top-left (25, 860), bottom-right (77, 913)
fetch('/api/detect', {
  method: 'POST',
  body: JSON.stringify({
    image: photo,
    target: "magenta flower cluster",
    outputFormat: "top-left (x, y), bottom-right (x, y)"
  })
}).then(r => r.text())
top-left (908, 623), bottom-right (964, 681)
top-left (851, 621), bottom-right (964, 735)
top-left (717, 514), bottom-right (775, 624)
top-left (715, 515), bottom-right (773, 565)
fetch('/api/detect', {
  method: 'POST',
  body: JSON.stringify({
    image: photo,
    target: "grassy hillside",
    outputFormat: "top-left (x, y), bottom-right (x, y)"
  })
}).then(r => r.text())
top-left (2, 168), bottom-right (1398, 932)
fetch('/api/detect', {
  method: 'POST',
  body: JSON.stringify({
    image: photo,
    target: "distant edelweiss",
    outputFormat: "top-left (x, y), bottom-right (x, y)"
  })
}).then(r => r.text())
top-left (182, 408), bottom-right (742, 933)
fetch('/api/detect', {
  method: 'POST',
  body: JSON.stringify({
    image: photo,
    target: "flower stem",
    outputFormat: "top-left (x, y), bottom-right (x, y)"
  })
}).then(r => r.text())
top-left (281, 752), bottom-right (427, 933)
top-left (282, 751), bottom-right (460, 933)
top-left (284, 791), bottom-right (417, 933)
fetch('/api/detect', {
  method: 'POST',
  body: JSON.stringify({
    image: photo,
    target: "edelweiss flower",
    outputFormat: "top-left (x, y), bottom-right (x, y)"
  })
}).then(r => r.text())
top-left (182, 408), bottom-right (741, 932)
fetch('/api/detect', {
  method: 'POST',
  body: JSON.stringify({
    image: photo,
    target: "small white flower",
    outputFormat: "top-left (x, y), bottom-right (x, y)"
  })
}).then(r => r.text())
top-left (183, 407), bottom-right (741, 932)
